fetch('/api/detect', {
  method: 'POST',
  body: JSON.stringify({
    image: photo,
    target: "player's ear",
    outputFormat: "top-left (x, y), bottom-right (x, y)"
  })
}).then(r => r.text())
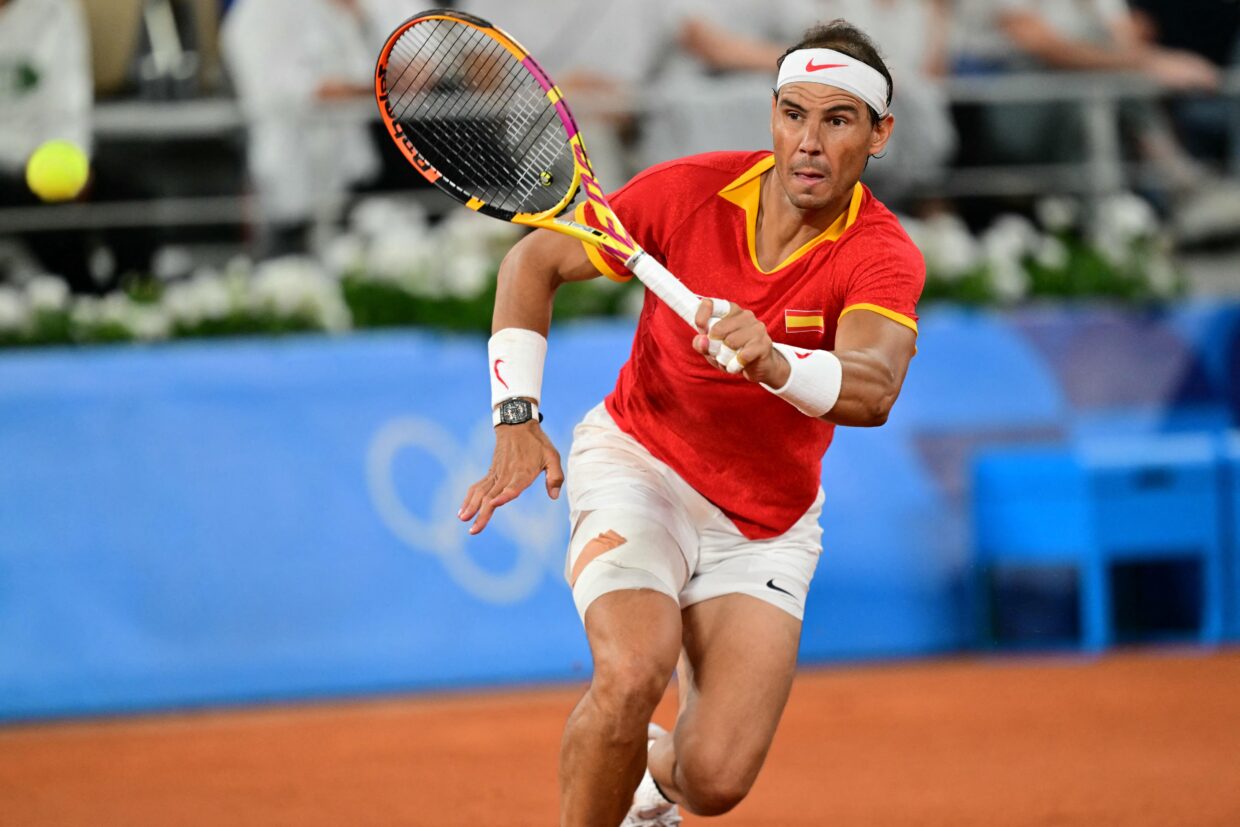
top-left (868, 113), bottom-right (894, 157)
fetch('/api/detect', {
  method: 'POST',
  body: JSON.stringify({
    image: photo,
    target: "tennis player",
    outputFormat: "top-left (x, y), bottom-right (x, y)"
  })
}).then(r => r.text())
top-left (459, 20), bottom-right (923, 826)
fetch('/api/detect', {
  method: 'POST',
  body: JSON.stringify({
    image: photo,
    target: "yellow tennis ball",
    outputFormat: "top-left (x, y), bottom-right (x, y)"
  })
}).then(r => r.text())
top-left (25, 140), bottom-right (90, 202)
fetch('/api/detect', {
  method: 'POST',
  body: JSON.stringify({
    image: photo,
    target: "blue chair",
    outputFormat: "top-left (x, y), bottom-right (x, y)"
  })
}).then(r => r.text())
top-left (974, 434), bottom-right (1226, 652)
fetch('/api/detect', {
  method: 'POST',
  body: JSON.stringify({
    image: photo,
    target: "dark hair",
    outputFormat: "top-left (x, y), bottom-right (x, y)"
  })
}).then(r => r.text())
top-left (776, 20), bottom-right (893, 125)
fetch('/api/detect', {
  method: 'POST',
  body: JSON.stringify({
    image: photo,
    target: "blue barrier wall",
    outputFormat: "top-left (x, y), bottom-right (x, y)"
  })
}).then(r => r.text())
top-left (2, 302), bottom-right (1238, 720)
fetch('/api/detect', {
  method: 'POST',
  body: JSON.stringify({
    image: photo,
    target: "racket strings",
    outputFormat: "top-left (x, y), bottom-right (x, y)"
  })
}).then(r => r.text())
top-left (383, 18), bottom-right (576, 216)
top-left (391, 32), bottom-right (529, 204)
top-left (402, 32), bottom-right (567, 212)
top-left (421, 36), bottom-right (550, 195)
top-left (389, 24), bottom-right (522, 197)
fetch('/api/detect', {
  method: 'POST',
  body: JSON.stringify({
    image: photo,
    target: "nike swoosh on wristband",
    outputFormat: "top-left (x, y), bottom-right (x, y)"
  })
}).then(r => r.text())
top-left (805, 59), bottom-right (848, 72)
top-left (766, 579), bottom-right (795, 597)
top-left (493, 359), bottom-right (508, 389)
top-left (795, 352), bottom-right (812, 360)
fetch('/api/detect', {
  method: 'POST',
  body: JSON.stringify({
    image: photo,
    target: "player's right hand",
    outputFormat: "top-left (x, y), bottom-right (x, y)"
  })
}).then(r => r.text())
top-left (458, 421), bottom-right (564, 535)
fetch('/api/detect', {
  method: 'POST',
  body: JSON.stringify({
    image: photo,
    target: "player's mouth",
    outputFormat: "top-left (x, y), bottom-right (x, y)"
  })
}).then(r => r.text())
top-left (792, 168), bottom-right (827, 186)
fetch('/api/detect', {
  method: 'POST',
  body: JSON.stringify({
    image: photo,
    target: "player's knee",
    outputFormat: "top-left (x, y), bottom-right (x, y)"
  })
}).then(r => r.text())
top-left (589, 654), bottom-right (672, 723)
top-left (677, 747), bottom-right (758, 816)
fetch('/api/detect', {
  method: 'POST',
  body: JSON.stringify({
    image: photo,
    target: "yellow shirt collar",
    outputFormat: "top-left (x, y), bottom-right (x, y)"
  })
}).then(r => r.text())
top-left (719, 155), bottom-right (865, 274)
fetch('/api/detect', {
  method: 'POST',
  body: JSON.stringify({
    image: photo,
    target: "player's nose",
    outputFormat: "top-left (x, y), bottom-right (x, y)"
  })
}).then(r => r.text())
top-left (796, 126), bottom-right (823, 155)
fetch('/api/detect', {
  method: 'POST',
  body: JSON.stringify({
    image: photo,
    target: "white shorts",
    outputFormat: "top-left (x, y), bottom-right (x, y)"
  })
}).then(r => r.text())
top-left (565, 403), bottom-right (824, 621)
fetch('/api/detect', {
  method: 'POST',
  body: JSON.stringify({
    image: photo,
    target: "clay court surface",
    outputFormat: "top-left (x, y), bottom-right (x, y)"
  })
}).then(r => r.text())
top-left (2, 648), bottom-right (1238, 826)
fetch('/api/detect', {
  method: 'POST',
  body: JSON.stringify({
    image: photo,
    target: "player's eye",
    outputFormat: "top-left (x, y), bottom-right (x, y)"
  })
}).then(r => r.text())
top-left (830, 117), bottom-right (848, 127)
top-left (784, 110), bottom-right (802, 121)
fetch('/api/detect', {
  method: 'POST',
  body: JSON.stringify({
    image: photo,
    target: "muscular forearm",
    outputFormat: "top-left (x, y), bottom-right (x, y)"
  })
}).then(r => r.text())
top-left (821, 349), bottom-right (901, 427)
top-left (696, 303), bottom-right (913, 428)
top-left (493, 243), bottom-right (558, 335)
top-left (462, 230), bottom-right (589, 535)
top-left (492, 228), bottom-right (602, 335)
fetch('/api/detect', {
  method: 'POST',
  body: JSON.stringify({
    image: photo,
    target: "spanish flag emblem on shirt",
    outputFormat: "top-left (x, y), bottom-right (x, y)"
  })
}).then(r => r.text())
top-left (785, 309), bottom-right (825, 334)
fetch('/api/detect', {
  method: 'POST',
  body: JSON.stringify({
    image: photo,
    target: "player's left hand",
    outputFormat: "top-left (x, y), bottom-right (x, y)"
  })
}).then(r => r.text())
top-left (693, 299), bottom-right (790, 388)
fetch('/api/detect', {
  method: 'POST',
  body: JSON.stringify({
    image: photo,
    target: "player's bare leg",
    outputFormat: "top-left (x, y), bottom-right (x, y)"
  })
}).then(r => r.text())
top-left (646, 594), bottom-right (801, 816)
top-left (560, 588), bottom-right (682, 827)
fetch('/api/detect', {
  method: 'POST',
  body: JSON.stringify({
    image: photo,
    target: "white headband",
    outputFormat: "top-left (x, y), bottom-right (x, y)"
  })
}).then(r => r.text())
top-left (776, 48), bottom-right (890, 119)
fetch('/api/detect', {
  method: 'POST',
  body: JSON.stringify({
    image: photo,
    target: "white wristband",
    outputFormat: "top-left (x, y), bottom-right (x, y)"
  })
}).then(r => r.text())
top-left (760, 342), bottom-right (842, 417)
top-left (488, 328), bottom-right (547, 408)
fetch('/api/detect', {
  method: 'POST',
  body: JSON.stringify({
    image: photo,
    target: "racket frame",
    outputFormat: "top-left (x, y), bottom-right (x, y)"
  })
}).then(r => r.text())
top-left (376, 11), bottom-right (640, 257)
top-left (375, 9), bottom-right (734, 347)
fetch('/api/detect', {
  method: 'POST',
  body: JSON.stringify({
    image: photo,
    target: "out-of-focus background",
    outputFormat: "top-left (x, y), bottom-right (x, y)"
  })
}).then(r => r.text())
top-left (1, 0), bottom-right (1239, 737)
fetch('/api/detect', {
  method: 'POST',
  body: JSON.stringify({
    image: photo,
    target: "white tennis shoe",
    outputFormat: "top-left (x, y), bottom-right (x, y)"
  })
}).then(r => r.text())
top-left (621, 723), bottom-right (682, 826)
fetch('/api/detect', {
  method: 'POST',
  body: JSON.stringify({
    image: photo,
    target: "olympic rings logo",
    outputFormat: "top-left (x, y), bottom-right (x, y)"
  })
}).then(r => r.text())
top-left (366, 416), bottom-right (568, 604)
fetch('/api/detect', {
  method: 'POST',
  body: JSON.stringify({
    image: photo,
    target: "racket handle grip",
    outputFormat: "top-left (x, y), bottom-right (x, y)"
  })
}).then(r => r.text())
top-left (626, 251), bottom-right (739, 369)
top-left (626, 250), bottom-right (706, 329)
top-left (705, 305), bottom-right (739, 370)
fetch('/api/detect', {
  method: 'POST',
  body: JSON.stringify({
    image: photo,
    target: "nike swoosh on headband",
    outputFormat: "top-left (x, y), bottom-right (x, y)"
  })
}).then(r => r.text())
top-left (805, 59), bottom-right (847, 72)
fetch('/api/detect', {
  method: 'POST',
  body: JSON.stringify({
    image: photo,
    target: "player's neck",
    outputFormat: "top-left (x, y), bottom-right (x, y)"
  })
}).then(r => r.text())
top-left (753, 172), bottom-right (852, 270)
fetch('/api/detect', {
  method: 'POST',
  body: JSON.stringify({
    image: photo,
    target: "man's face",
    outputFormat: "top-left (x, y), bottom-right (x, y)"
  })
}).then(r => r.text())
top-left (769, 82), bottom-right (892, 212)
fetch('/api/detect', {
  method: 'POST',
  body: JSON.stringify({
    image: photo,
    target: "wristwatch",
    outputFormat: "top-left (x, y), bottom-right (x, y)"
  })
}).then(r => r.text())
top-left (492, 398), bottom-right (543, 426)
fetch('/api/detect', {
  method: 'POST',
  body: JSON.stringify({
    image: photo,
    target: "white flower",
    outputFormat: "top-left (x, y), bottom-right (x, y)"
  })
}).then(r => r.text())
top-left (70, 295), bottom-right (101, 327)
top-left (1034, 236), bottom-right (1069, 271)
top-left (1089, 193), bottom-right (1161, 270)
top-left (1096, 192), bottom-right (1158, 244)
top-left (151, 246), bottom-right (196, 282)
top-left (983, 214), bottom-right (1040, 264)
top-left (224, 255), bottom-right (254, 281)
top-left (1035, 197), bottom-right (1079, 232)
top-left (162, 269), bottom-right (234, 326)
top-left (190, 274), bottom-right (234, 320)
top-left (69, 293), bottom-right (140, 335)
top-left (322, 233), bottom-right (367, 278)
top-left (1090, 228), bottom-right (1130, 268)
top-left (989, 257), bottom-right (1031, 303)
top-left (129, 305), bottom-right (171, 341)
top-left (367, 234), bottom-right (437, 287)
top-left (249, 256), bottom-right (351, 331)
top-left (1144, 255), bottom-right (1179, 298)
top-left (911, 212), bottom-right (979, 280)
top-left (438, 206), bottom-right (520, 250)
top-left (23, 275), bottom-right (68, 313)
top-left (441, 251), bottom-right (493, 299)
top-left (350, 196), bottom-right (430, 243)
top-left (99, 293), bottom-right (134, 326)
top-left (0, 286), bottom-right (29, 331)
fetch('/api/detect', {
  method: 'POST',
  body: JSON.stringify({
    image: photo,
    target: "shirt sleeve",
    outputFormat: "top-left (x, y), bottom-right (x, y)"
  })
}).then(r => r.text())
top-left (572, 161), bottom-right (680, 283)
top-left (837, 232), bottom-right (925, 335)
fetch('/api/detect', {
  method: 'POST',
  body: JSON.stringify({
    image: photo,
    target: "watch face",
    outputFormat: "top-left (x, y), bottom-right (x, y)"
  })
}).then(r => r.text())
top-left (500, 399), bottom-right (532, 424)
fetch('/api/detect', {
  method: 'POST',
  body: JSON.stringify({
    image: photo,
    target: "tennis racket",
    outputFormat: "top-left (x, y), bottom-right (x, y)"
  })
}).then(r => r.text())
top-left (374, 8), bottom-right (737, 363)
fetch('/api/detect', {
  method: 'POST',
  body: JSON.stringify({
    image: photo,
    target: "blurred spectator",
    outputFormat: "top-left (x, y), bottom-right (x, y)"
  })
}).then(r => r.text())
top-left (638, 0), bottom-right (816, 169)
top-left (952, 0), bottom-right (1217, 173)
top-left (1129, 0), bottom-right (1240, 168)
top-left (953, 0), bottom-right (1220, 86)
top-left (460, 0), bottom-right (680, 189)
top-left (460, 3), bottom-right (955, 202)
top-left (221, 0), bottom-right (408, 255)
top-left (0, 0), bottom-right (95, 290)
top-left (952, 0), bottom-right (1240, 241)
top-left (131, 0), bottom-right (204, 99)
top-left (637, 1), bottom-right (956, 207)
